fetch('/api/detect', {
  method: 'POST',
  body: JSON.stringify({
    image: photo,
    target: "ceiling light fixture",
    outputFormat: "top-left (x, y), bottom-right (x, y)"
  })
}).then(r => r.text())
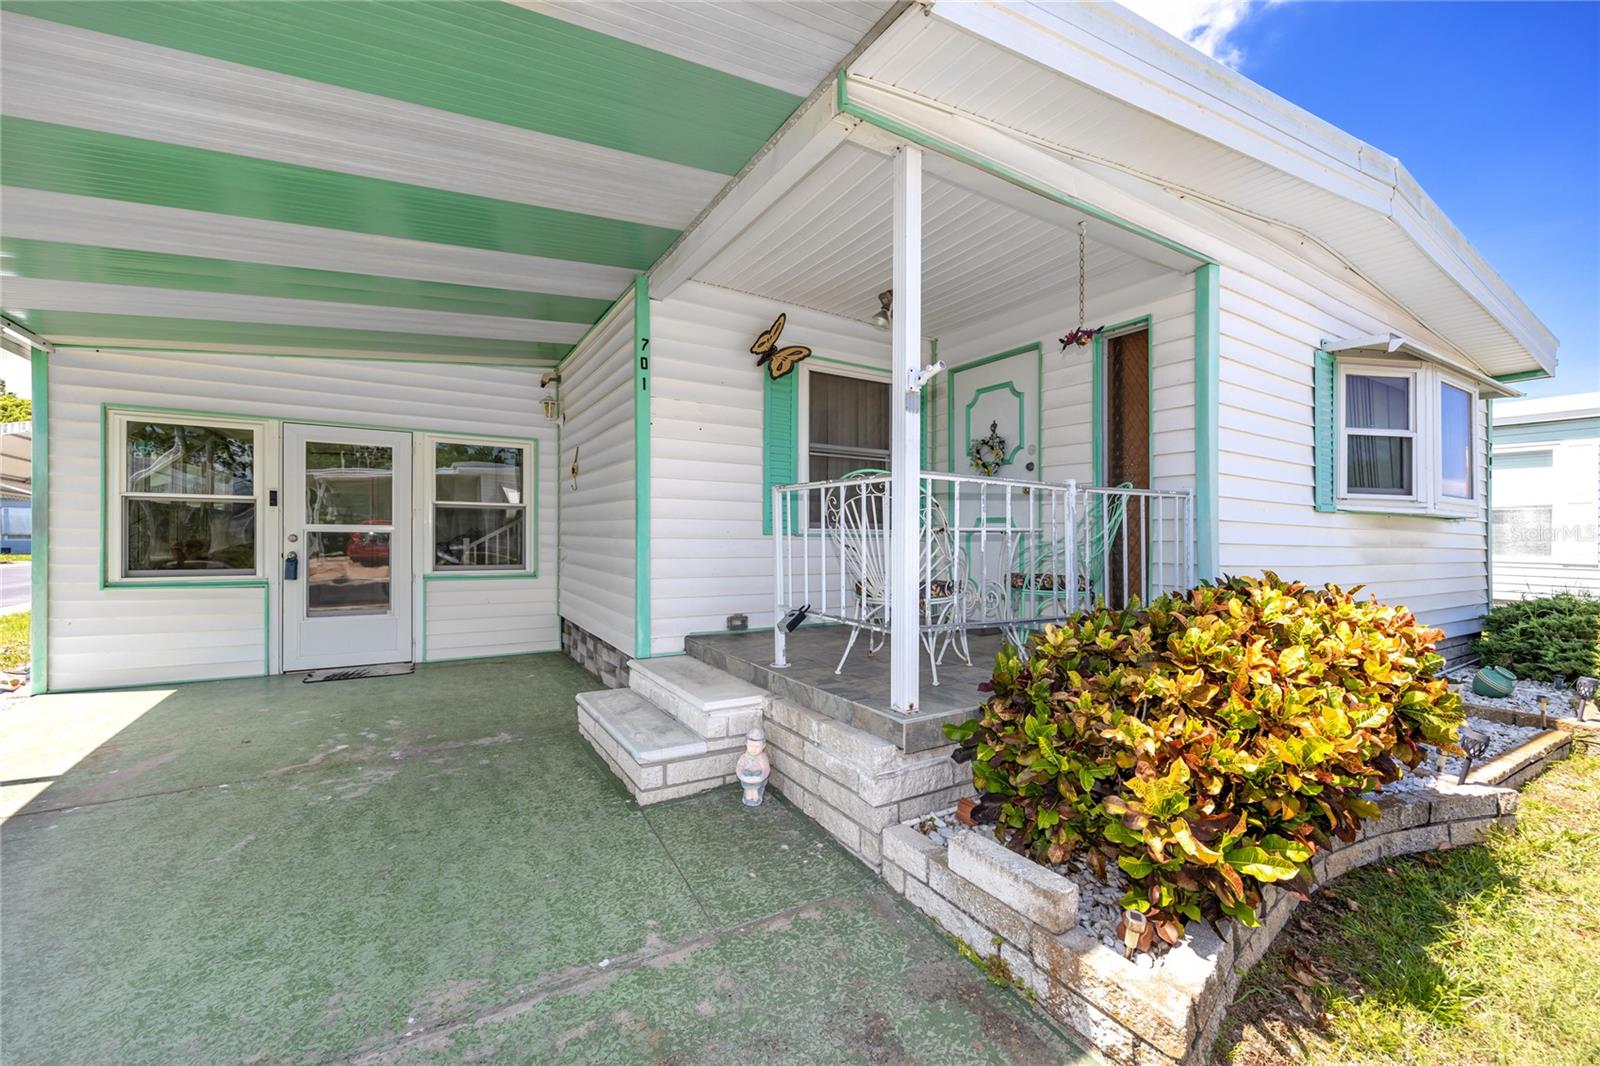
top-left (869, 289), bottom-right (893, 330)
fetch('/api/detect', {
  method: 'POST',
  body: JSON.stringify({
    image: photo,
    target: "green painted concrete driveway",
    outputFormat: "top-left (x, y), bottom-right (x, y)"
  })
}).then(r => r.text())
top-left (1, 655), bottom-right (1087, 1064)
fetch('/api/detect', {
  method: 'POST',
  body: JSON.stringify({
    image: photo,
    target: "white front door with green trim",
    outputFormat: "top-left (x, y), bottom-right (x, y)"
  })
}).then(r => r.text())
top-left (282, 424), bottom-right (414, 671)
top-left (947, 347), bottom-right (1043, 600)
top-left (948, 346), bottom-right (1041, 482)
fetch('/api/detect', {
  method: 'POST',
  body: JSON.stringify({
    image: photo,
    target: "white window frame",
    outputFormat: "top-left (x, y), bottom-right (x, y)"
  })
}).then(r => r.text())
top-left (1337, 362), bottom-right (1420, 504)
top-left (798, 362), bottom-right (893, 482)
top-left (1335, 360), bottom-right (1481, 517)
top-left (106, 409), bottom-right (268, 583)
top-left (423, 434), bottom-right (535, 574)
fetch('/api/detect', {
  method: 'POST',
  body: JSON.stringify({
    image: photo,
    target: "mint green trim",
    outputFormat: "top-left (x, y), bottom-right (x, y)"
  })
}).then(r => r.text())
top-left (2, 238), bottom-right (612, 324)
top-left (836, 72), bottom-right (1212, 266)
top-left (632, 275), bottom-right (652, 660)
top-left (1313, 349), bottom-right (1337, 513)
top-left (53, 344), bottom-right (558, 370)
top-left (29, 347), bottom-right (49, 694)
top-left (1491, 369), bottom-right (1551, 383)
top-left (418, 571), bottom-right (548, 665)
top-left (13, 2), bottom-right (800, 174)
top-left (762, 370), bottom-right (800, 535)
top-left (14, 309), bottom-right (571, 363)
top-left (3, 118), bottom-right (678, 272)
top-left (964, 382), bottom-right (1026, 464)
top-left (424, 436), bottom-right (541, 579)
top-left (1090, 316), bottom-right (1153, 487)
top-left (945, 344), bottom-right (1043, 481)
top-left (98, 402), bottom-right (545, 678)
top-left (1193, 264), bottom-right (1220, 580)
top-left (103, 402), bottom-right (541, 443)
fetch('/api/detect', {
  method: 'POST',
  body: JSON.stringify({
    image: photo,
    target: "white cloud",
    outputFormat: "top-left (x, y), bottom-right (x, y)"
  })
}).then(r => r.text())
top-left (1118, 0), bottom-right (1276, 69)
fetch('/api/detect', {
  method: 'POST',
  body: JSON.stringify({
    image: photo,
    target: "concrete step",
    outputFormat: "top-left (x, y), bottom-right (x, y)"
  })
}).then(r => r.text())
top-left (577, 688), bottom-right (706, 763)
top-left (628, 656), bottom-right (766, 739)
top-left (575, 688), bottom-right (743, 806)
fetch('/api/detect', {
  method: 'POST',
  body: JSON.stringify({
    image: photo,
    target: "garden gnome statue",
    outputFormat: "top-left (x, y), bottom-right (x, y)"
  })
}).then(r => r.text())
top-left (736, 727), bottom-right (771, 807)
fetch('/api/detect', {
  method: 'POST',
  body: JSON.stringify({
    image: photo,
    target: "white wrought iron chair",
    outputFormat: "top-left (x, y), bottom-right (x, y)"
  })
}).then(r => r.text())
top-left (829, 471), bottom-right (970, 686)
top-left (998, 483), bottom-right (1133, 647)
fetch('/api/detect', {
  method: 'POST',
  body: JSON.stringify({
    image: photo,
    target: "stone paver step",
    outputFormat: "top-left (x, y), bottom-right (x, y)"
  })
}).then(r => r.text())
top-left (576, 689), bottom-right (706, 764)
top-left (628, 657), bottom-right (765, 739)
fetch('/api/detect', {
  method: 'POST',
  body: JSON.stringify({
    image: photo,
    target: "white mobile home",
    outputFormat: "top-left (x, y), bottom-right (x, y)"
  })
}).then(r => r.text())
top-left (2, 0), bottom-right (1556, 704)
top-left (1491, 392), bottom-right (1600, 600)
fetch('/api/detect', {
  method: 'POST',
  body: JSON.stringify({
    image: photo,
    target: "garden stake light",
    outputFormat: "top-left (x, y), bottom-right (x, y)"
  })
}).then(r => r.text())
top-left (1539, 695), bottom-right (1549, 729)
top-left (1575, 676), bottom-right (1598, 722)
top-left (1458, 726), bottom-right (1492, 783)
top-left (1120, 909), bottom-right (1148, 958)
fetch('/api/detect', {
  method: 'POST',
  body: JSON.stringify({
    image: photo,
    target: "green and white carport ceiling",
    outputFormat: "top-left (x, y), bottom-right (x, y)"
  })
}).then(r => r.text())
top-left (0, 0), bottom-right (897, 364)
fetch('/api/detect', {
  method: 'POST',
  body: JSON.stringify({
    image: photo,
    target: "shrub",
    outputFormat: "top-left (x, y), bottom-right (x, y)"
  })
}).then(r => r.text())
top-left (1474, 593), bottom-right (1600, 683)
top-left (946, 573), bottom-right (1464, 945)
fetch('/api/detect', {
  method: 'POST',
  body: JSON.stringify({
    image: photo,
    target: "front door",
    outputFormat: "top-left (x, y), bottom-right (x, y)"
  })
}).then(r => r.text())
top-left (282, 424), bottom-right (413, 671)
top-left (947, 346), bottom-right (1042, 610)
top-left (1102, 327), bottom-right (1150, 605)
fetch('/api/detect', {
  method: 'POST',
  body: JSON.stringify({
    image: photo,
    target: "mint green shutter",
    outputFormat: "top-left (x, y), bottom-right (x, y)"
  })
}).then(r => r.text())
top-left (1313, 349), bottom-right (1336, 512)
top-left (763, 372), bottom-right (798, 534)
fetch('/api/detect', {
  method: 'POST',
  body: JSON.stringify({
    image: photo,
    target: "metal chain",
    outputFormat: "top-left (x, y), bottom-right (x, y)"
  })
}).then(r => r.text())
top-left (1077, 221), bottom-right (1087, 330)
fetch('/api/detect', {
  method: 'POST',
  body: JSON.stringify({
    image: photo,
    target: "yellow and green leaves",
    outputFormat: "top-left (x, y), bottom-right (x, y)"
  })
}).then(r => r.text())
top-left (945, 573), bottom-right (1465, 938)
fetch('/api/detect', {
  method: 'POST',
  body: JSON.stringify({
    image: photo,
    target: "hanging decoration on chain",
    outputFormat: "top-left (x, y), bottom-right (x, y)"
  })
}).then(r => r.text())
top-left (1060, 221), bottom-right (1105, 350)
top-left (969, 420), bottom-right (1008, 476)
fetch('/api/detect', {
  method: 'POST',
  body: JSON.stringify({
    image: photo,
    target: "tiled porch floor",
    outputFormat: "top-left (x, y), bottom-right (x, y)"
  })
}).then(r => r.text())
top-left (0, 655), bottom-right (1086, 1065)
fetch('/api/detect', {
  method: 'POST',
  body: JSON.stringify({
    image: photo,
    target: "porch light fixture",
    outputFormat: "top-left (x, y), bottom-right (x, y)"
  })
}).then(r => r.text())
top-left (870, 289), bottom-right (893, 330)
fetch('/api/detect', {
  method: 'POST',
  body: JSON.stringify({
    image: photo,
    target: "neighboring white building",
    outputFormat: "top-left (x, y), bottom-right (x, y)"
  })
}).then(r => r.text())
top-left (0, 2), bottom-right (1558, 695)
top-left (1492, 392), bottom-right (1600, 600)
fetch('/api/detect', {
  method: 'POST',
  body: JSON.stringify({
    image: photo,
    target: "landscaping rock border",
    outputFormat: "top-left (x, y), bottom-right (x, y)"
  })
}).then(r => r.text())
top-left (883, 741), bottom-right (1565, 1066)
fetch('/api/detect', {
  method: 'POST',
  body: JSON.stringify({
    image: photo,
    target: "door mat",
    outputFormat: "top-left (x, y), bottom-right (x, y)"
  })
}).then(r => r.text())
top-left (301, 662), bottom-right (416, 684)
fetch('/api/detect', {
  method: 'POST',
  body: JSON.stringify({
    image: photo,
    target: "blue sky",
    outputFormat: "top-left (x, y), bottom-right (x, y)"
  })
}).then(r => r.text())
top-left (1201, 0), bottom-right (1598, 397)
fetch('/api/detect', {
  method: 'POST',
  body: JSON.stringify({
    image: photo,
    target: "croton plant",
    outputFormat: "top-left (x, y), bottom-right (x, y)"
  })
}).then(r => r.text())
top-left (945, 573), bottom-right (1464, 945)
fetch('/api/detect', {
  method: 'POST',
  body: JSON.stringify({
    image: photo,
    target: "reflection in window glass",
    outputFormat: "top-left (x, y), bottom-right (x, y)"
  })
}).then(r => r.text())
top-left (1345, 375), bottom-right (1411, 430)
top-left (435, 443), bottom-right (523, 503)
top-left (306, 530), bottom-right (391, 615)
top-left (125, 499), bottom-right (256, 574)
top-left (305, 443), bottom-right (393, 524)
top-left (126, 422), bottom-right (254, 496)
top-left (1440, 383), bottom-right (1472, 498)
top-left (435, 507), bottom-right (524, 568)
top-left (432, 440), bottom-right (529, 571)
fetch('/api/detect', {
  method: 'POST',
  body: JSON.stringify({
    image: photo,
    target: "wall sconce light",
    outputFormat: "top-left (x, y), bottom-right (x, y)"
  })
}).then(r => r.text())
top-left (869, 289), bottom-right (893, 330)
top-left (541, 396), bottom-right (561, 422)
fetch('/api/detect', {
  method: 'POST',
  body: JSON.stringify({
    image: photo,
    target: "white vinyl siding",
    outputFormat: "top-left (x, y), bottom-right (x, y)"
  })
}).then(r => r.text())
top-left (646, 282), bottom-right (890, 655)
top-left (1493, 427), bottom-right (1600, 600)
top-left (46, 347), bottom-right (557, 690)
top-left (557, 292), bottom-right (637, 656)
top-left (1217, 269), bottom-right (1491, 639)
top-left (934, 271), bottom-right (1196, 492)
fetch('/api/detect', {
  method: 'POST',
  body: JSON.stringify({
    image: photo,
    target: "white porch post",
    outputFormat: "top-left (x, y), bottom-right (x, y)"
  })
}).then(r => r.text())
top-left (890, 145), bottom-right (923, 714)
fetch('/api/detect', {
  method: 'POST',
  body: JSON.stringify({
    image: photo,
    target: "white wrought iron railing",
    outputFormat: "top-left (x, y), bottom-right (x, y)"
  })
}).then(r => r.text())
top-left (770, 472), bottom-right (1194, 677)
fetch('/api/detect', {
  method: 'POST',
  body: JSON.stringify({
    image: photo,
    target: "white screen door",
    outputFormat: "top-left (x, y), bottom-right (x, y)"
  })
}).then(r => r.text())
top-left (282, 424), bottom-right (413, 671)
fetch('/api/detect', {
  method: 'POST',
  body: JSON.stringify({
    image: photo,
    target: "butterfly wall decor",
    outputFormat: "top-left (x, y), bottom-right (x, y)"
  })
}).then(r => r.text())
top-left (751, 313), bottom-right (813, 380)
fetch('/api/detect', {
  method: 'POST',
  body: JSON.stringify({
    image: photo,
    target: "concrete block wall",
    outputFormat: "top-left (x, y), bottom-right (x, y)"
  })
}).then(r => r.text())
top-left (762, 696), bottom-right (976, 871)
top-left (881, 769), bottom-right (1543, 1066)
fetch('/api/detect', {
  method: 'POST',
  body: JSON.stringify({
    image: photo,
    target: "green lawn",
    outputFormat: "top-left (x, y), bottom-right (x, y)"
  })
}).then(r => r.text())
top-left (0, 612), bottom-right (26, 672)
top-left (1216, 752), bottom-right (1600, 1065)
top-left (0, 554), bottom-right (28, 565)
